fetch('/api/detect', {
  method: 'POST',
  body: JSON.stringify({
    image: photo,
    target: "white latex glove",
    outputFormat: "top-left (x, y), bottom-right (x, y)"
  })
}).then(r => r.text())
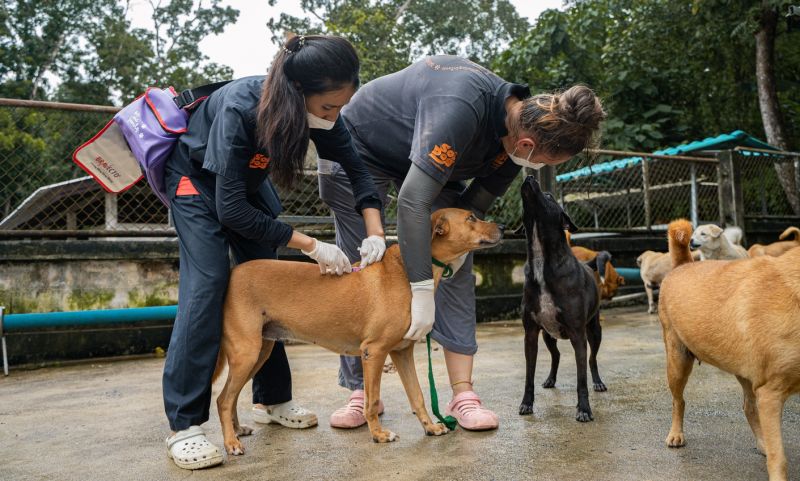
top-left (359, 235), bottom-right (386, 267)
top-left (404, 279), bottom-right (435, 340)
top-left (449, 253), bottom-right (469, 276)
top-left (301, 239), bottom-right (352, 275)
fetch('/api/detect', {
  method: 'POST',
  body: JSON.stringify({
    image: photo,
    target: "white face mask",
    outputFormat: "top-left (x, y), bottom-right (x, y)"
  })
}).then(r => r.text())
top-left (508, 146), bottom-right (546, 170)
top-left (307, 112), bottom-right (336, 130)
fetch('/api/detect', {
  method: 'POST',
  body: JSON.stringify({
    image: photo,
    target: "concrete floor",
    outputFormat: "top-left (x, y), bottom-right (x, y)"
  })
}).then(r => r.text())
top-left (1, 305), bottom-right (799, 481)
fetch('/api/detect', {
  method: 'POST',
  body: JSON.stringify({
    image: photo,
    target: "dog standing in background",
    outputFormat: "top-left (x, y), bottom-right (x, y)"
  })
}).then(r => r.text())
top-left (659, 220), bottom-right (800, 481)
top-left (518, 176), bottom-right (603, 422)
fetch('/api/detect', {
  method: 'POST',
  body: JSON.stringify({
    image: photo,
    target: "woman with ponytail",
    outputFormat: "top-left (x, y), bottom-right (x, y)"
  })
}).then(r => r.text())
top-left (162, 35), bottom-right (383, 470)
top-left (321, 55), bottom-right (605, 432)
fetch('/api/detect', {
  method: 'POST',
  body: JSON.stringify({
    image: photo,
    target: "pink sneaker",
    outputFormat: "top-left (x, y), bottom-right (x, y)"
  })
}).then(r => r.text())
top-left (445, 391), bottom-right (499, 431)
top-left (329, 389), bottom-right (385, 429)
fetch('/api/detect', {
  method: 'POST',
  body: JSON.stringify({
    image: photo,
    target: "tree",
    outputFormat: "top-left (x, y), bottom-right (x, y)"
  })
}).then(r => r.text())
top-left (266, 0), bottom-right (528, 81)
top-left (0, 0), bottom-right (239, 104)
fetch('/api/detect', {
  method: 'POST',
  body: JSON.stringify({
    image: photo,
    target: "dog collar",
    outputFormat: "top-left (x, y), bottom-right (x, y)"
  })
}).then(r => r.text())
top-left (431, 257), bottom-right (454, 279)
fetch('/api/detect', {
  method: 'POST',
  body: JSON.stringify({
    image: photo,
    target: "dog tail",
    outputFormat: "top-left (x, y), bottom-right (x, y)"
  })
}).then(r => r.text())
top-left (667, 219), bottom-right (694, 269)
top-left (779, 226), bottom-right (800, 242)
top-left (212, 345), bottom-right (226, 384)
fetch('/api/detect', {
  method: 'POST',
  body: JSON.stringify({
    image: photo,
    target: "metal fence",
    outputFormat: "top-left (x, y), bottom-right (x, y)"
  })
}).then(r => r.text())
top-left (0, 99), bottom-right (798, 238)
top-left (552, 150), bottom-right (722, 231)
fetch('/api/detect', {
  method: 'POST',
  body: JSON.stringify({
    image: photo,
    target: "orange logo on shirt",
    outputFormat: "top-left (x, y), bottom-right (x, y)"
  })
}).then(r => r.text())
top-left (428, 143), bottom-right (457, 169)
top-left (491, 152), bottom-right (509, 169)
top-left (249, 153), bottom-right (270, 169)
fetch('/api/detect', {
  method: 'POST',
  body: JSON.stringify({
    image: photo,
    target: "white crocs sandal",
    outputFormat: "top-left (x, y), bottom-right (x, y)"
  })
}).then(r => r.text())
top-left (166, 425), bottom-right (224, 470)
top-left (252, 401), bottom-right (318, 429)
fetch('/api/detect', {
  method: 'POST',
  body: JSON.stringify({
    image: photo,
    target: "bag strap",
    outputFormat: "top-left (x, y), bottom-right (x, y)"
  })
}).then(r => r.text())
top-left (173, 80), bottom-right (232, 110)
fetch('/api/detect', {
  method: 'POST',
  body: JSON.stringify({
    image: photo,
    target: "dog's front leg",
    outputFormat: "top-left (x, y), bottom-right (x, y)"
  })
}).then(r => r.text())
top-left (362, 345), bottom-right (397, 443)
top-left (389, 345), bottom-right (448, 436)
top-left (587, 314), bottom-right (607, 392)
top-left (570, 333), bottom-right (593, 422)
top-left (541, 331), bottom-right (560, 389)
top-left (755, 385), bottom-right (790, 481)
top-left (519, 320), bottom-right (540, 415)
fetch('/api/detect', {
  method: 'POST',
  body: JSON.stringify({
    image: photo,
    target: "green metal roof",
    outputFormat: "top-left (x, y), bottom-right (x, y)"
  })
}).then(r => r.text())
top-left (556, 130), bottom-right (778, 183)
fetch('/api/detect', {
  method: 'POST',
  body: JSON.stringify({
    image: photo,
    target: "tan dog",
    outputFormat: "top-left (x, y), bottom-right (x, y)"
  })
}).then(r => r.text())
top-left (659, 221), bottom-right (800, 481)
top-left (564, 231), bottom-right (625, 300)
top-left (748, 226), bottom-right (800, 257)
top-left (637, 248), bottom-right (702, 314)
top-left (213, 208), bottom-right (503, 455)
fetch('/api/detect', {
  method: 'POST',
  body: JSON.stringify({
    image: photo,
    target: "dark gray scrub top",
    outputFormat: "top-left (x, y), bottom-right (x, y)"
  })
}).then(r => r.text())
top-left (169, 75), bottom-right (381, 247)
top-left (341, 55), bottom-right (528, 196)
top-left (341, 56), bottom-right (529, 281)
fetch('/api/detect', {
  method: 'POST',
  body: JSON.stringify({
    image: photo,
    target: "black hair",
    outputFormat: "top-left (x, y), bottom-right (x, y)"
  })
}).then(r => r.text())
top-left (257, 35), bottom-right (360, 188)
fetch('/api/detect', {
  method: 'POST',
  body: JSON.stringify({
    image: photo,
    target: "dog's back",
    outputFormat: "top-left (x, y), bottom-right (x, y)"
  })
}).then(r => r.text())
top-left (748, 226), bottom-right (800, 257)
top-left (224, 245), bottom-right (411, 354)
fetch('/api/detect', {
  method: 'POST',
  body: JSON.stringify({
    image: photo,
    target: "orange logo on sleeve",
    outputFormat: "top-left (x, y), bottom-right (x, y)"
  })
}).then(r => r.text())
top-left (249, 153), bottom-right (270, 169)
top-left (491, 152), bottom-right (509, 169)
top-left (428, 143), bottom-right (457, 170)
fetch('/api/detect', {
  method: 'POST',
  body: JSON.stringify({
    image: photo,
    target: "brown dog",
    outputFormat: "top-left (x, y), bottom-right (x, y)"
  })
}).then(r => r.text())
top-left (748, 226), bottom-right (800, 257)
top-left (213, 208), bottom-right (503, 455)
top-left (565, 231), bottom-right (624, 300)
top-left (659, 221), bottom-right (800, 481)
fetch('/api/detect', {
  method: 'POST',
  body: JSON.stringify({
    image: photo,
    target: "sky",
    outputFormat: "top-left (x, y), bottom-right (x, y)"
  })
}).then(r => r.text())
top-left (127, 0), bottom-right (564, 78)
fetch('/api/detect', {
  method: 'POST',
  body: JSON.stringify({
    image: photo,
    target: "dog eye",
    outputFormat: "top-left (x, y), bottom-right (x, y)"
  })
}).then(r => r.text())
top-left (467, 214), bottom-right (476, 222)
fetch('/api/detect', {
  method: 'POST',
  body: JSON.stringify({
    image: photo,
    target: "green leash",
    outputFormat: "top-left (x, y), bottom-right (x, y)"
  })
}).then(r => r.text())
top-left (426, 334), bottom-right (458, 430)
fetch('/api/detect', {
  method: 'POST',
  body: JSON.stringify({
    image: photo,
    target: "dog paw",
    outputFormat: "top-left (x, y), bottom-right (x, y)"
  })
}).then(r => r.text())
top-left (542, 378), bottom-right (556, 389)
top-left (372, 429), bottom-right (398, 443)
top-left (519, 402), bottom-right (534, 415)
top-left (593, 381), bottom-right (607, 392)
top-left (424, 422), bottom-right (449, 436)
top-left (665, 431), bottom-right (685, 447)
top-left (575, 409), bottom-right (594, 422)
top-left (235, 424), bottom-right (254, 437)
top-left (225, 438), bottom-right (245, 456)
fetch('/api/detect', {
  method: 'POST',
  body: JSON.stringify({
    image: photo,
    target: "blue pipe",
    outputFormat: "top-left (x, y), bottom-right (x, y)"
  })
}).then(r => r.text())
top-left (2, 305), bottom-right (177, 332)
top-left (615, 267), bottom-right (641, 282)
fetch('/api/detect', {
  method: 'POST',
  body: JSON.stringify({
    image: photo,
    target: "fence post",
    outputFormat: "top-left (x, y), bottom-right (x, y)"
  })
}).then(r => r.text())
top-left (538, 165), bottom-right (556, 194)
top-left (105, 193), bottom-right (118, 230)
top-left (641, 157), bottom-right (652, 231)
top-left (717, 150), bottom-right (745, 228)
top-left (690, 163), bottom-right (698, 227)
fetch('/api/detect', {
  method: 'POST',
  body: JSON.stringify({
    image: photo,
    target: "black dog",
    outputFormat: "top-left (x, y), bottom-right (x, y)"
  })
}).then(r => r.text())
top-left (518, 176), bottom-right (604, 422)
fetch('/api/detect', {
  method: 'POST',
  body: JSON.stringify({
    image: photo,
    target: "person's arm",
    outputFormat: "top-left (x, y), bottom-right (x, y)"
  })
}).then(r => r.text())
top-left (215, 174), bottom-right (294, 246)
top-left (215, 175), bottom-right (351, 274)
top-left (397, 164), bottom-right (444, 282)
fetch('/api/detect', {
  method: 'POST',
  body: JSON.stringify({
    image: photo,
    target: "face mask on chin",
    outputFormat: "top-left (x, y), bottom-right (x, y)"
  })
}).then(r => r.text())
top-left (307, 112), bottom-right (335, 130)
top-left (508, 146), bottom-right (546, 170)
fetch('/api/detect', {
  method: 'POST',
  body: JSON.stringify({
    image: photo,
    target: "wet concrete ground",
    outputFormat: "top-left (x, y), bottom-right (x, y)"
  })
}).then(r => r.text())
top-left (1, 305), bottom-right (799, 481)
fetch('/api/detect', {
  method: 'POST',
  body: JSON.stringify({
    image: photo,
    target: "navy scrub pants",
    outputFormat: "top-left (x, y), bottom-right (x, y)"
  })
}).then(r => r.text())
top-left (162, 168), bottom-right (292, 432)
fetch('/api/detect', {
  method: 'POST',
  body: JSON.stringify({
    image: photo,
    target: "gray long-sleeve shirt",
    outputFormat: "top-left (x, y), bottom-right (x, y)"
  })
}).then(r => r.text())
top-left (342, 56), bottom-right (528, 281)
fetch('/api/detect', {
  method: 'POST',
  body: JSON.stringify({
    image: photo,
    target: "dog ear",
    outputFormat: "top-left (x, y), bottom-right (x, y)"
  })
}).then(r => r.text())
top-left (432, 214), bottom-right (449, 238)
top-left (562, 211), bottom-right (578, 233)
top-left (709, 225), bottom-right (723, 238)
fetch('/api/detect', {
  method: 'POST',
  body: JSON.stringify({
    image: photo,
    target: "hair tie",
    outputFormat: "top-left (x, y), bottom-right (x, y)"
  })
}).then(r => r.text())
top-left (283, 35), bottom-right (306, 55)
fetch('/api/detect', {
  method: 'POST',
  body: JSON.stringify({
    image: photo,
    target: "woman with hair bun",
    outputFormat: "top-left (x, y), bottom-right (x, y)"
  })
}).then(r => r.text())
top-left (321, 55), bottom-right (605, 432)
top-left (162, 35), bottom-right (384, 470)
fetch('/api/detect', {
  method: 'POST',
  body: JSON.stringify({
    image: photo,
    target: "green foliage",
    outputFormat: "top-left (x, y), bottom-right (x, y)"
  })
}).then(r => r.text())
top-left (493, 0), bottom-right (800, 152)
top-left (1, 0), bottom-right (239, 103)
top-left (267, 0), bottom-right (528, 81)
